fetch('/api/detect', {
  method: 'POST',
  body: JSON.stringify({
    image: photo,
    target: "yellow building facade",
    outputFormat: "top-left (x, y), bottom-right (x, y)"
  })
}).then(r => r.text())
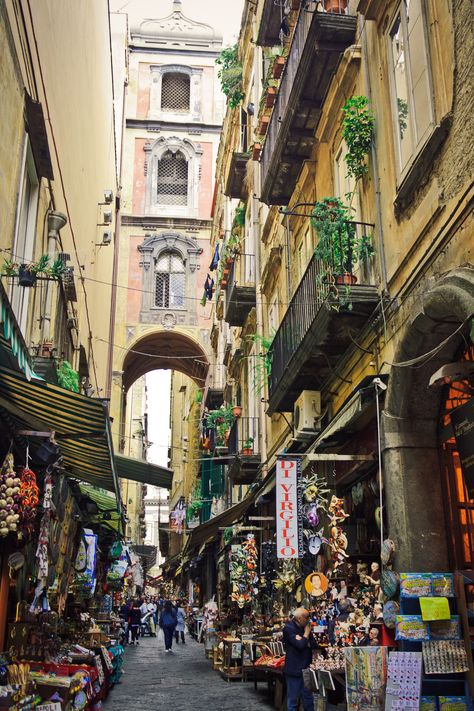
top-left (0, 0), bottom-right (121, 396)
top-left (200, 0), bottom-right (474, 575)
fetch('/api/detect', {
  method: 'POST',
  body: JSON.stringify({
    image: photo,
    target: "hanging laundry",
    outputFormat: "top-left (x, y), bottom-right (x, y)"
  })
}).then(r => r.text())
top-left (204, 274), bottom-right (215, 301)
top-left (209, 244), bottom-right (219, 271)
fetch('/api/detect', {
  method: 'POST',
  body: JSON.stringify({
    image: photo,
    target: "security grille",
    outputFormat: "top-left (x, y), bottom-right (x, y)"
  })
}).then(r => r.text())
top-left (157, 150), bottom-right (188, 205)
top-left (155, 251), bottom-right (186, 309)
top-left (161, 72), bottom-right (190, 112)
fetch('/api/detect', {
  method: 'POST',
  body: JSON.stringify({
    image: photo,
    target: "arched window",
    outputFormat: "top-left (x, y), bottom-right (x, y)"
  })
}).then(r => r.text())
top-left (161, 72), bottom-right (191, 112)
top-left (156, 150), bottom-right (188, 206)
top-left (155, 251), bottom-right (186, 309)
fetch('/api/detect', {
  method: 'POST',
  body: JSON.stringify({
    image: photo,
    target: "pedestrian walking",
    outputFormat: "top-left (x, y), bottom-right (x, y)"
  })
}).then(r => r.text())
top-left (174, 600), bottom-right (186, 644)
top-left (119, 599), bottom-right (131, 645)
top-left (147, 598), bottom-right (157, 636)
top-left (282, 607), bottom-right (318, 711)
top-left (159, 599), bottom-right (177, 652)
top-left (129, 599), bottom-right (142, 645)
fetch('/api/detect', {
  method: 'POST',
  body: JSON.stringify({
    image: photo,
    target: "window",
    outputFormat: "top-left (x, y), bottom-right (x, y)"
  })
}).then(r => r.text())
top-left (156, 150), bottom-right (188, 206)
top-left (161, 72), bottom-right (190, 112)
top-left (154, 251), bottom-right (185, 309)
top-left (388, 1), bottom-right (434, 175)
top-left (11, 139), bottom-right (39, 334)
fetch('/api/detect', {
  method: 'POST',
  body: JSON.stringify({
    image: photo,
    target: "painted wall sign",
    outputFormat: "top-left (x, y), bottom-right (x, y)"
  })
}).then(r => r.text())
top-left (276, 458), bottom-right (303, 559)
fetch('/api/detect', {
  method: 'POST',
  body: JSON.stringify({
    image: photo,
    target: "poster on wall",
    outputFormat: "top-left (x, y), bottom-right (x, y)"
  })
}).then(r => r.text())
top-left (345, 646), bottom-right (387, 711)
top-left (276, 457), bottom-right (303, 559)
top-left (451, 398), bottom-right (474, 498)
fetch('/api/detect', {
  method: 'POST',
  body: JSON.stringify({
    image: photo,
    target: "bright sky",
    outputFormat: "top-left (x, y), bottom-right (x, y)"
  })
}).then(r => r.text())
top-left (146, 370), bottom-right (172, 468)
top-left (110, 0), bottom-right (245, 44)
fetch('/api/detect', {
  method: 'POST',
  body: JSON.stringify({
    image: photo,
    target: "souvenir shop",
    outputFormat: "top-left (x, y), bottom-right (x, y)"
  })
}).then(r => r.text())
top-left (0, 361), bottom-right (128, 710)
top-left (190, 367), bottom-right (474, 711)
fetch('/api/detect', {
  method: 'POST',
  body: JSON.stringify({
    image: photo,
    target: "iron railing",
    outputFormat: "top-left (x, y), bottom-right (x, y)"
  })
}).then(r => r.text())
top-left (228, 416), bottom-right (260, 456)
top-left (228, 252), bottom-right (256, 288)
top-left (268, 221), bottom-right (374, 395)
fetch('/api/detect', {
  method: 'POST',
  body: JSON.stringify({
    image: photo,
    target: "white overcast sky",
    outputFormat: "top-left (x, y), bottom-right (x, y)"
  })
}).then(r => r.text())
top-left (110, 0), bottom-right (245, 44)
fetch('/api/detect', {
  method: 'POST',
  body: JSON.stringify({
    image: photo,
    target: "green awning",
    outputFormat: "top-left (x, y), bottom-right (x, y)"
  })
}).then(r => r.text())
top-left (0, 365), bottom-right (121, 500)
top-left (115, 454), bottom-right (172, 489)
top-left (79, 483), bottom-right (123, 536)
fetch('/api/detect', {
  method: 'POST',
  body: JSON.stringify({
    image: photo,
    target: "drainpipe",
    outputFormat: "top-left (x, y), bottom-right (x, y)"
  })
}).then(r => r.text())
top-left (252, 19), bottom-right (268, 478)
top-left (360, 15), bottom-right (389, 296)
top-left (42, 211), bottom-right (67, 342)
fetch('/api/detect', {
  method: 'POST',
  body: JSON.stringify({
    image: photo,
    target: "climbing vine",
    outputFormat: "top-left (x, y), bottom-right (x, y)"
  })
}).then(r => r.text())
top-left (341, 95), bottom-right (375, 182)
top-left (216, 45), bottom-right (244, 109)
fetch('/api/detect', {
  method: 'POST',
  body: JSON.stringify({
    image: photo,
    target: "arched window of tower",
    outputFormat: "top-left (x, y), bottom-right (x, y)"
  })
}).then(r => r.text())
top-left (156, 150), bottom-right (188, 206)
top-left (161, 72), bottom-right (191, 113)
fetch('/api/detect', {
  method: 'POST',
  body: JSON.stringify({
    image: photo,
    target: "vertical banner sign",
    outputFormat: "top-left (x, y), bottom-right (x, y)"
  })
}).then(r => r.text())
top-left (276, 458), bottom-right (303, 559)
top-left (451, 398), bottom-right (474, 498)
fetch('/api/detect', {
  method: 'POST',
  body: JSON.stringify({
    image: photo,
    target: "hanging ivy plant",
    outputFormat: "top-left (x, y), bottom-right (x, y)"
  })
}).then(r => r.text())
top-left (216, 45), bottom-right (245, 110)
top-left (341, 96), bottom-right (375, 182)
top-left (247, 332), bottom-right (275, 394)
top-left (56, 360), bottom-right (80, 393)
top-left (234, 205), bottom-right (246, 228)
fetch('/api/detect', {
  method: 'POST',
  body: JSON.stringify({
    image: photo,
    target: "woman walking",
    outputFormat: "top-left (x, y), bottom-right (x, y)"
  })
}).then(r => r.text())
top-left (175, 600), bottom-right (186, 644)
top-left (129, 599), bottom-right (142, 645)
top-left (159, 600), bottom-right (177, 652)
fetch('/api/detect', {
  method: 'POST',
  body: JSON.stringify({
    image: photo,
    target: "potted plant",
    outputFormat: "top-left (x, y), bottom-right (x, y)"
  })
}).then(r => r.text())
top-left (216, 45), bottom-right (245, 109)
top-left (265, 86), bottom-right (277, 108)
top-left (273, 56), bottom-right (285, 79)
top-left (323, 0), bottom-right (349, 12)
top-left (311, 197), bottom-right (373, 285)
top-left (242, 437), bottom-right (254, 456)
top-left (232, 405), bottom-right (242, 417)
top-left (18, 264), bottom-right (37, 287)
top-left (342, 95), bottom-right (375, 182)
top-left (252, 142), bottom-right (262, 161)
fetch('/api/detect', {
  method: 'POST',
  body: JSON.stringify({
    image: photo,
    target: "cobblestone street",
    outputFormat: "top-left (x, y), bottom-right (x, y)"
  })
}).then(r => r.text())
top-left (106, 633), bottom-right (274, 710)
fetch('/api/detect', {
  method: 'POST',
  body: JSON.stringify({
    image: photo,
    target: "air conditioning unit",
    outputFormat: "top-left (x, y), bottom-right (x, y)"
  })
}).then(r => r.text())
top-left (294, 390), bottom-right (321, 439)
top-left (102, 231), bottom-right (112, 245)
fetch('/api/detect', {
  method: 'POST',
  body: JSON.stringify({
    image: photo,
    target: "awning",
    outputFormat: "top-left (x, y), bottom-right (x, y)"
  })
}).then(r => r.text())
top-left (309, 375), bottom-right (386, 452)
top-left (0, 281), bottom-right (39, 380)
top-left (78, 483), bottom-right (123, 536)
top-left (184, 490), bottom-right (259, 553)
top-left (0, 365), bottom-right (121, 499)
top-left (115, 454), bottom-right (172, 489)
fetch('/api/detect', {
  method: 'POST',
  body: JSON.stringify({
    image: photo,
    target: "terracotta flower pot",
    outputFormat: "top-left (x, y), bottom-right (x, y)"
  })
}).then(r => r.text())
top-left (252, 143), bottom-right (262, 161)
top-left (226, 257), bottom-right (233, 266)
top-left (242, 448), bottom-right (253, 456)
top-left (265, 86), bottom-right (277, 109)
top-left (272, 56), bottom-right (285, 79)
top-left (258, 115), bottom-right (270, 135)
top-left (323, 0), bottom-right (348, 12)
top-left (335, 273), bottom-right (357, 285)
top-left (232, 406), bottom-right (242, 417)
top-left (222, 268), bottom-right (230, 279)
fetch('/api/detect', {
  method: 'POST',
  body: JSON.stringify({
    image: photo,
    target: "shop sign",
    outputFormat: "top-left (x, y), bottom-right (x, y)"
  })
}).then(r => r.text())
top-left (276, 457), bottom-right (303, 559)
top-left (451, 398), bottom-right (474, 498)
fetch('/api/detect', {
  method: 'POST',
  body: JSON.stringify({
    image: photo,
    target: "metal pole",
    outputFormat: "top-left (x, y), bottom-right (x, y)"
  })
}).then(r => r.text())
top-left (375, 382), bottom-right (384, 557)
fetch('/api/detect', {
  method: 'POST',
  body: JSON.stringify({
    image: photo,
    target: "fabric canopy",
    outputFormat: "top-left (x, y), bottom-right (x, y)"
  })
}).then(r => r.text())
top-left (115, 454), bottom-right (173, 489)
top-left (0, 365), bottom-right (120, 499)
top-left (78, 483), bottom-right (123, 536)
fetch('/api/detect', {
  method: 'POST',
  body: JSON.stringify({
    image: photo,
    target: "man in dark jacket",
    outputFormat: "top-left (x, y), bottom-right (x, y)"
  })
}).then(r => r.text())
top-left (282, 607), bottom-right (318, 711)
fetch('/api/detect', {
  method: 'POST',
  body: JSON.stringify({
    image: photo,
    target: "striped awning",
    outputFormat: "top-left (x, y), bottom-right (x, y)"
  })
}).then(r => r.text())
top-left (115, 454), bottom-right (173, 489)
top-left (78, 483), bottom-right (123, 536)
top-left (0, 365), bottom-right (120, 499)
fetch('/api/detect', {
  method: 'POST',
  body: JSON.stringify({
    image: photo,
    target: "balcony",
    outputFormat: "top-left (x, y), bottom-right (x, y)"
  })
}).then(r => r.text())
top-left (225, 151), bottom-right (250, 200)
top-left (268, 225), bottom-right (379, 414)
top-left (227, 416), bottom-right (260, 484)
top-left (224, 253), bottom-right (256, 327)
top-left (260, 4), bottom-right (357, 205)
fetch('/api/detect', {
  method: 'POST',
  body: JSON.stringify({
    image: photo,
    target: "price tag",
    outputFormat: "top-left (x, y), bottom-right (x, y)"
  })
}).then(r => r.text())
top-left (420, 597), bottom-right (450, 621)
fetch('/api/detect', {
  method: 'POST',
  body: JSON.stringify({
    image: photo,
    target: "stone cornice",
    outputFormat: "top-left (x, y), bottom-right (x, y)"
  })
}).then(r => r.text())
top-left (126, 118), bottom-right (223, 135)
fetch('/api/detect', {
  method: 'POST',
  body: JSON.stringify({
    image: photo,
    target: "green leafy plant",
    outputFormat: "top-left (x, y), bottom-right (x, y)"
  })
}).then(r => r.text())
top-left (1, 260), bottom-right (17, 277)
top-left (1, 254), bottom-right (66, 279)
top-left (234, 205), bottom-right (246, 228)
top-left (397, 97), bottom-right (408, 139)
top-left (247, 332), bottom-right (275, 394)
top-left (341, 96), bottom-right (375, 182)
top-left (56, 360), bottom-right (80, 393)
top-left (195, 389), bottom-right (203, 404)
top-left (311, 197), bottom-right (374, 305)
top-left (243, 437), bottom-right (254, 449)
top-left (216, 45), bottom-right (244, 110)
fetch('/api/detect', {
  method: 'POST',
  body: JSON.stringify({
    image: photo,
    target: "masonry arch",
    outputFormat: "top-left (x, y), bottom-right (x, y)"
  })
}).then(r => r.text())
top-left (121, 328), bottom-right (209, 393)
top-left (382, 266), bottom-right (474, 571)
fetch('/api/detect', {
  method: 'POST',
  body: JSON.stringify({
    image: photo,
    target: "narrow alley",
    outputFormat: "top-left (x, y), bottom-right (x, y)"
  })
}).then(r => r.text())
top-left (106, 635), bottom-right (273, 711)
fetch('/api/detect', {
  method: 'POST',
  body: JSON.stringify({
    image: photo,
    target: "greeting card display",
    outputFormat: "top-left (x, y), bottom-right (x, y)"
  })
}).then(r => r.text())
top-left (431, 573), bottom-right (455, 597)
top-left (395, 616), bottom-right (429, 641)
top-left (419, 698), bottom-right (437, 711)
top-left (384, 651), bottom-right (422, 711)
top-left (429, 616), bottom-right (461, 641)
top-left (400, 573), bottom-right (432, 598)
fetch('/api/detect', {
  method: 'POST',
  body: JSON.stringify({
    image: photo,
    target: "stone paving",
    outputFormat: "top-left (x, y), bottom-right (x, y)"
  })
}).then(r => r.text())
top-left (105, 631), bottom-right (274, 711)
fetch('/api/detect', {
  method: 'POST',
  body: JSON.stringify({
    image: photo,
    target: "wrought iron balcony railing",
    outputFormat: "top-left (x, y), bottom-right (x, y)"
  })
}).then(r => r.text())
top-left (228, 416), bottom-right (260, 457)
top-left (225, 253), bottom-right (257, 326)
top-left (268, 221), bottom-right (379, 413)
